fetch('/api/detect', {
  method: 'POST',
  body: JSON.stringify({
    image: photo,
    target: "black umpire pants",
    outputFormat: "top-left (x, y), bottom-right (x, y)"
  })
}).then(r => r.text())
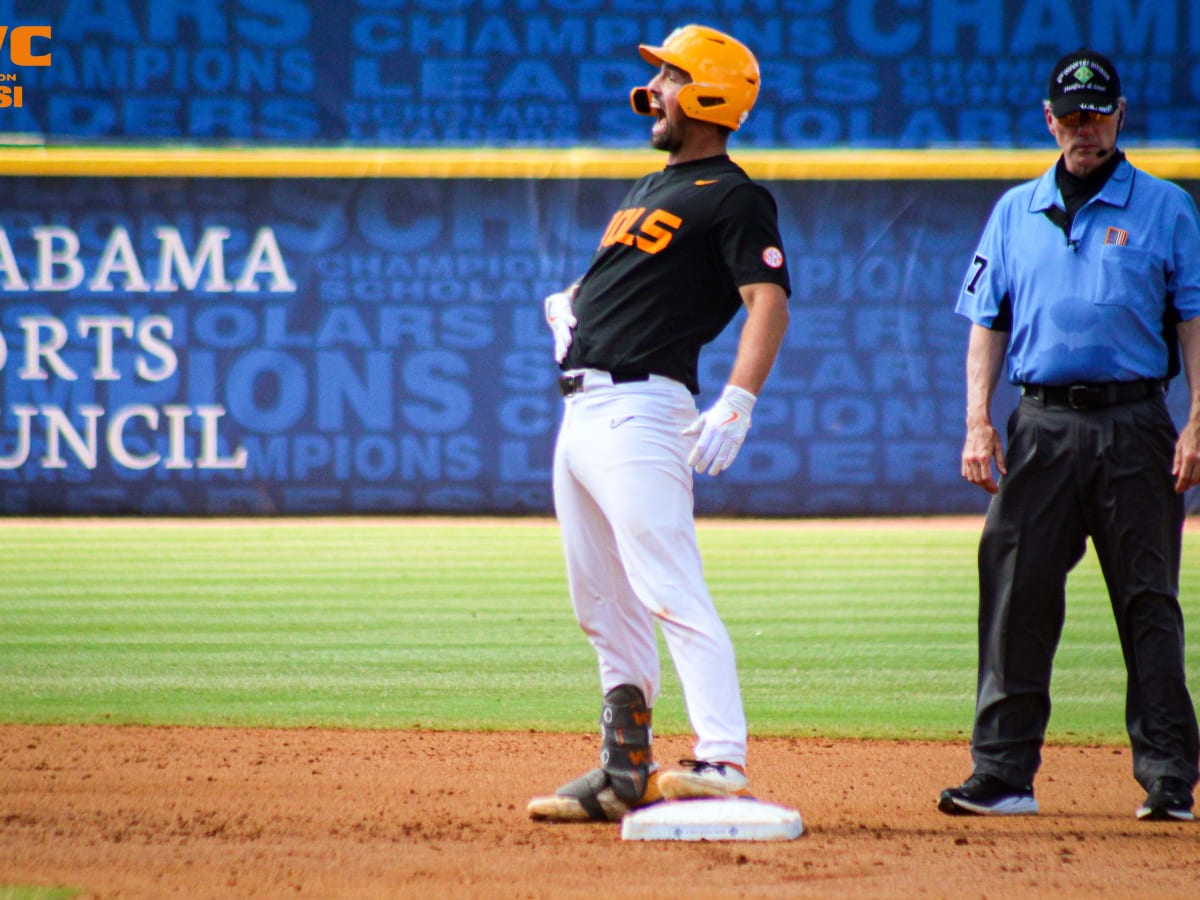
top-left (972, 392), bottom-right (1200, 790)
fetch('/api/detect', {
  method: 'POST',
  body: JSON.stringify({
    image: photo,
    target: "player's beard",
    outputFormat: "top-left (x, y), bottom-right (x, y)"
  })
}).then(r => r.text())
top-left (650, 114), bottom-right (684, 154)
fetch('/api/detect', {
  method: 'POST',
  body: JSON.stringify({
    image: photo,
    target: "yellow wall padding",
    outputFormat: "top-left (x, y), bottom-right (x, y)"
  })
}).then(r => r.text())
top-left (1, 146), bottom-right (1199, 180)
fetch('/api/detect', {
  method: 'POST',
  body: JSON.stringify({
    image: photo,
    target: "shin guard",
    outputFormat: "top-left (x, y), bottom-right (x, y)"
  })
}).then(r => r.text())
top-left (600, 684), bottom-right (654, 806)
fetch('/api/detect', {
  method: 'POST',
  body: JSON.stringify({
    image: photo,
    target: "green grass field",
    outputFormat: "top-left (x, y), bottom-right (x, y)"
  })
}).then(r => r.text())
top-left (2, 518), bottom-right (1197, 744)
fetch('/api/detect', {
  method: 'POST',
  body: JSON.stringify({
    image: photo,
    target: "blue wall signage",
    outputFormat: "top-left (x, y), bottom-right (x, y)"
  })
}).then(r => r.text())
top-left (5, 1), bottom-right (1198, 147)
top-left (2, 175), bottom-right (1194, 516)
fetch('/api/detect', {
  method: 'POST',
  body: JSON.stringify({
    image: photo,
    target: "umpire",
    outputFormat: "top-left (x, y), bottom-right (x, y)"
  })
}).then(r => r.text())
top-left (940, 49), bottom-right (1200, 820)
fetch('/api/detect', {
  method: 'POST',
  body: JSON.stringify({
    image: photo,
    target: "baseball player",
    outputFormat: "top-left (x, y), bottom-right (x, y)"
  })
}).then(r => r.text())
top-left (940, 49), bottom-right (1200, 820)
top-left (526, 24), bottom-right (791, 823)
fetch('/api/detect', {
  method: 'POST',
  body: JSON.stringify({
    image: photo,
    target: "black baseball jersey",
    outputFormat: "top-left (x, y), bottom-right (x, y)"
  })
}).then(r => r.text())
top-left (562, 154), bottom-right (791, 394)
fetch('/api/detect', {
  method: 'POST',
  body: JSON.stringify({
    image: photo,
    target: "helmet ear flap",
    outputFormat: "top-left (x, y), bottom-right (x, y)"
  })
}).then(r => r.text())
top-left (676, 84), bottom-right (728, 125)
top-left (630, 87), bottom-right (653, 117)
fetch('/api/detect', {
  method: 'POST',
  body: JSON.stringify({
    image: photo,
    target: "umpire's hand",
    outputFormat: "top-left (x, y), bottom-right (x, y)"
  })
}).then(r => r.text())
top-left (1173, 417), bottom-right (1200, 493)
top-left (961, 420), bottom-right (1006, 494)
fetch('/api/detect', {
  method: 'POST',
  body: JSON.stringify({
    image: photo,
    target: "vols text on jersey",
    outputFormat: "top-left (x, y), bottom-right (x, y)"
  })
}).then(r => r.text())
top-left (599, 207), bottom-right (682, 255)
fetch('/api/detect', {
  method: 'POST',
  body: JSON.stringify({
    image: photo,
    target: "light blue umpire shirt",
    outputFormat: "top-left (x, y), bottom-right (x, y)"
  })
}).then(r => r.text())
top-left (955, 157), bottom-right (1200, 386)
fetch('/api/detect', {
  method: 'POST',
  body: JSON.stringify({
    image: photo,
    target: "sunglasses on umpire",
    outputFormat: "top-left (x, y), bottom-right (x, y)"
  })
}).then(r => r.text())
top-left (1055, 110), bottom-right (1115, 127)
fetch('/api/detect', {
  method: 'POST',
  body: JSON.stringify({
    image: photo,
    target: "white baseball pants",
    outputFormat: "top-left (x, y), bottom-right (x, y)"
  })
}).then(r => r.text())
top-left (553, 368), bottom-right (748, 767)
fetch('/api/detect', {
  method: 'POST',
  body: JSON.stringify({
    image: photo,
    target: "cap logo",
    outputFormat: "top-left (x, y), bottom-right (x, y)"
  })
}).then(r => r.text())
top-left (1049, 51), bottom-right (1119, 117)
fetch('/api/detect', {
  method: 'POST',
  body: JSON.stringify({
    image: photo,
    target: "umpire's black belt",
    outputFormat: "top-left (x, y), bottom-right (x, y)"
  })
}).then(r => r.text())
top-left (558, 371), bottom-right (650, 397)
top-left (1020, 379), bottom-right (1166, 411)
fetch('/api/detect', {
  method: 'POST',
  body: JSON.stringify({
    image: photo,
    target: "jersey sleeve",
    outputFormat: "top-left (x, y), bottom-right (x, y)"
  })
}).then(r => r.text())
top-left (1168, 187), bottom-right (1200, 322)
top-left (954, 192), bottom-right (1013, 329)
top-left (714, 182), bottom-right (792, 297)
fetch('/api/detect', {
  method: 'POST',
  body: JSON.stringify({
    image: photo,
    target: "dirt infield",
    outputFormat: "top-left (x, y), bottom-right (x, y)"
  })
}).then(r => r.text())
top-left (2, 726), bottom-right (1198, 898)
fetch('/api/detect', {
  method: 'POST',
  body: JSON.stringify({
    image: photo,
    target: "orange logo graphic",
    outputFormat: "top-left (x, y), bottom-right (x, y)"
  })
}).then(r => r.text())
top-left (0, 24), bottom-right (51, 110)
top-left (599, 207), bottom-right (682, 255)
top-left (0, 25), bottom-right (51, 66)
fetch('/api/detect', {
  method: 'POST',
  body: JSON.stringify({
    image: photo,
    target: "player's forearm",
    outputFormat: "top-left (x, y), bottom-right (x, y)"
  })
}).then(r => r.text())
top-left (727, 286), bottom-right (789, 395)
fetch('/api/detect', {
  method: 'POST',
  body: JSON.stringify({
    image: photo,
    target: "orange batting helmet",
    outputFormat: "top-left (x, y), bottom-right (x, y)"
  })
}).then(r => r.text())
top-left (629, 24), bottom-right (760, 131)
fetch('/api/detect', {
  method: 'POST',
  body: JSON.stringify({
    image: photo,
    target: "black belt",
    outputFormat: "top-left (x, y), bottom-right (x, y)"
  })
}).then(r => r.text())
top-left (558, 371), bottom-right (650, 397)
top-left (1021, 379), bottom-right (1165, 411)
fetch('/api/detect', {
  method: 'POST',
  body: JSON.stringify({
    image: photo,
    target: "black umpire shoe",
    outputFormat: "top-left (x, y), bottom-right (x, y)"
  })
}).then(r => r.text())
top-left (1136, 776), bottom-right (1195, 821)
top-left (938, 773), bottom-right (1039, 816)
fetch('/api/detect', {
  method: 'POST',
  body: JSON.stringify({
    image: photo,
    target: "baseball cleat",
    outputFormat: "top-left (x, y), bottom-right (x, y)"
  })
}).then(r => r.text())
top-left (658, 759), bottom-right (752, 800)
top-left (527, 767), bottom-right (662, 822)
top-left (1136, 776), bottom-right (1195, 821)
top-left (937, 773), bottom-right (1038, 816)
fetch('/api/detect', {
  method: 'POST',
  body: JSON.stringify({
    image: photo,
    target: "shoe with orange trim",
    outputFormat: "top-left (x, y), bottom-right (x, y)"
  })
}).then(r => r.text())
top-left (658, 759), bottom-right (752, 800)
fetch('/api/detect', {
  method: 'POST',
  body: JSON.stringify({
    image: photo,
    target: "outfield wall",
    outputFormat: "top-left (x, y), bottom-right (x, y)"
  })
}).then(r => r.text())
top-left (2, 149), bottom-right (1199, 516)
top-left (3, 0), bottom-right (1200, 515)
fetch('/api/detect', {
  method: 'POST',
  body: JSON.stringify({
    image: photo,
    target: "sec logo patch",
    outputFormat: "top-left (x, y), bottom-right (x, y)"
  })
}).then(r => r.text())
top-left (762, 246), bottom-right (784, 268)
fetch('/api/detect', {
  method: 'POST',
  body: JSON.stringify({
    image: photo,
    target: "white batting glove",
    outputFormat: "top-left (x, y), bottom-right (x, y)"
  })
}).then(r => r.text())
top-left (543, 287), bottom-right (578, 364)
top-left (683, 385), bottom-right (757, 476)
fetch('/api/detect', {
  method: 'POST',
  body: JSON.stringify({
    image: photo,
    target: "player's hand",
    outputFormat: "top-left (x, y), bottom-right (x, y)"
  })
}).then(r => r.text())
top-left (683, 385), bottom-right (756, 476)
top-left (543, 287), bottom-right (578, 364)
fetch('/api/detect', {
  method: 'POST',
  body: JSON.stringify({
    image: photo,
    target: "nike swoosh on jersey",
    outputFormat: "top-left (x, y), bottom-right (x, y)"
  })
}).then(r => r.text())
top-left (610, 416), bottom-right (636, 429)
top-left (694, 179), bottom-right (718, 185)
